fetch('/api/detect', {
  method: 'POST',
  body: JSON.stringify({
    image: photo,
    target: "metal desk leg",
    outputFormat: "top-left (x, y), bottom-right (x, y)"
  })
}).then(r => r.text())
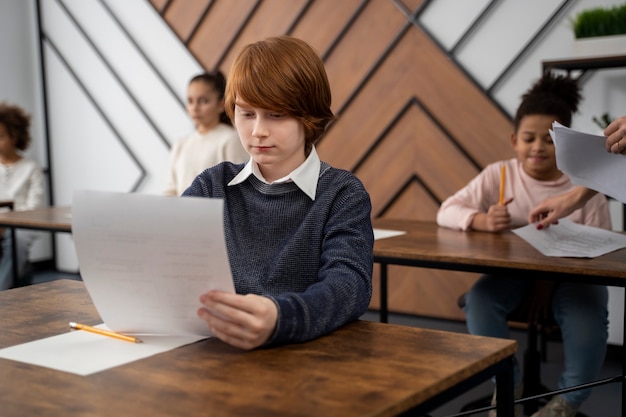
top-left (380, 263), bottom-right (388, 323)
top-left (10, 227), bottom-right (18, 287)
top-left (622, 291), bottom-right (626, 417)
top-left (495, 355), bottom-right (515, 417)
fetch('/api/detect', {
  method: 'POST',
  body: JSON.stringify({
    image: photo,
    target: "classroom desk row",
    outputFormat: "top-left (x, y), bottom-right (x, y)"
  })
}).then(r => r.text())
top-left (1, 279), bottom-right (517, 416)
top-left (2, 207), bottom-right (625, 415)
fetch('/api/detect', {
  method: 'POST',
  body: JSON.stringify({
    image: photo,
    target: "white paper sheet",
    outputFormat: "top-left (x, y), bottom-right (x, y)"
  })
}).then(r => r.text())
top-left (72, 190), bottom-right (235, 336)
top-left (513, 218), bottom-right (626, 257)
top-left (373, 228), bottom-right (406, 240)
top-left (0, 190), bottom-right (235, 375)
top-left (551, 121), bottom-right (626, 203)
top-left (0, 324), bottom-right (205, 376)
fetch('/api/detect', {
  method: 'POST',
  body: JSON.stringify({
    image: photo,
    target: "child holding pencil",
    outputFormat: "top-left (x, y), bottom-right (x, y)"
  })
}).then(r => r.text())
top-left (183, 36), bottom-right (373, 351)
top-left (437, 73), bottom-right (610, 417)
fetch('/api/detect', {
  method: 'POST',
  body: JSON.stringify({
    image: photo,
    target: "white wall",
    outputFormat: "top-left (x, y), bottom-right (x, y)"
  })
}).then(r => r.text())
top-left (39, 0), bottom-right (202, 270)
top-left (0, 0), bottom-right (52, 261)
top-left (3, 0), bottom-right (625, 344)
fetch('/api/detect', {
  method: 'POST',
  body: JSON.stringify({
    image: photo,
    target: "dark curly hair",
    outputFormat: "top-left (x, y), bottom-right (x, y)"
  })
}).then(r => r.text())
top-left (0, 102), bottom-right (31, 151)
top-left (514, 72), bottom-right (581, 131)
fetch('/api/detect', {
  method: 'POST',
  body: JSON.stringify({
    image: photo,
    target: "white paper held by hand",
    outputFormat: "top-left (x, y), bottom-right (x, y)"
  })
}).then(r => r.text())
top-left (551, 121), bottom-right (626, 204)
top-left (72, 190), bottom-right (235, 336)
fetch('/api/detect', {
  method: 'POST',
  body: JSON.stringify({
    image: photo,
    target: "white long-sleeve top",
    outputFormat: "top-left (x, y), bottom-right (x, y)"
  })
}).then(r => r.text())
top-left (163, 124), bottom-right (248, 196)
top-left (0, 157), bottom-right (44, 211)
top-left (437, 158), bottom-right (611, 231)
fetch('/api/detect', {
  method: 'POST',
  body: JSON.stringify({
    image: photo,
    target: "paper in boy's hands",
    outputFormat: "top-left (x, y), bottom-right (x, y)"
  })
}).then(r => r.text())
top-left (72, 190), bottom-right (235, 336)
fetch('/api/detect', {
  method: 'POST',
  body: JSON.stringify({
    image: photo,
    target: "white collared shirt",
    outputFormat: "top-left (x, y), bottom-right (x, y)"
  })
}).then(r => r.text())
top-left (228, 146), bottom-right (321, 200)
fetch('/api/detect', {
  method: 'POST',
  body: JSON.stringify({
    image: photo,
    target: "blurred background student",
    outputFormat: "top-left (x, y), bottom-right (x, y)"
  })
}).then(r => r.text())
top-left (163, 71), bottom-right (248, 196)
top-left (0, 103), bottom-right (44, 290)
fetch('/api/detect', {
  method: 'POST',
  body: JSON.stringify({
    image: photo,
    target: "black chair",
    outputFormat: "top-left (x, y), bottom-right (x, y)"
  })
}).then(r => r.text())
top-left (456, 292), bottom-right (558, 416)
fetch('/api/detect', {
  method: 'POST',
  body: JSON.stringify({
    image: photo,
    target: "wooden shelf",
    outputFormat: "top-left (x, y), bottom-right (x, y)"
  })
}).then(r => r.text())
top-left (543, 55), bottom-right (626, 75)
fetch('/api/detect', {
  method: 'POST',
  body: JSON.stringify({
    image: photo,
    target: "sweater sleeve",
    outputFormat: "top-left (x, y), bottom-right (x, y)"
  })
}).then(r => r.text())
top-left (579, 192), bottom-right (612, 230)
top-left (24, 163), bottom-right (44, 210)
top-left (266, 178), bottom-right (374, 346)
top-left (437, 165), bottom-right (500, 231)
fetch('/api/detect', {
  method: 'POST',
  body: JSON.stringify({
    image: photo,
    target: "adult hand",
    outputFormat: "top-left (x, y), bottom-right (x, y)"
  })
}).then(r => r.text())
top-left (605, 116), bottom-right (626, 154)
top-left (528, 186), bottom-right (596, 229)
top-left (197, 291), bottom-right (278, 350)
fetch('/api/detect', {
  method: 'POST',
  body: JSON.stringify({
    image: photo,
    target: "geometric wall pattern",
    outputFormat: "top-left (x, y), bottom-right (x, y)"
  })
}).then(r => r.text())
top-left (43, 0), bottom-right (608, 320)
top-left (150, 0), bottom-right (515, 319)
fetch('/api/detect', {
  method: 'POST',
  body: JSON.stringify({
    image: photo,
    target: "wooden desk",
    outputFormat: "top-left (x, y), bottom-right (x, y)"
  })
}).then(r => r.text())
top-left (0, 280), bottom-right (517, 417)
top-left (373, 219), bottom-right (626, 321)
top-left (373, 218), bottom-right (626, 414)
top-left (0, 206), bottom-right (72, 287)
top-left (0, 206), bottom-right (72, 232)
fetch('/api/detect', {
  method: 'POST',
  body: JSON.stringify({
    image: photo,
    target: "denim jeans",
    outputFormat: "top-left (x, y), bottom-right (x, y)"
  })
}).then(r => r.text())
top-left (0, 229), bottom-right (33, 290)
top-left (463, 274), bottom-right (608, 408)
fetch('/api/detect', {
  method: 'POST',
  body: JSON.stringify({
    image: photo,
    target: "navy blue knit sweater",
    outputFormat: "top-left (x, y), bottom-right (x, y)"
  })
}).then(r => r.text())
top-left (183, 161), bottom-right (373, 346)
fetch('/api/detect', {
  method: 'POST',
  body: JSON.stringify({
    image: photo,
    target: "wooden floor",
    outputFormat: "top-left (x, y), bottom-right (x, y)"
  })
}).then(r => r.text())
top-left (30, 271), bottom-right (620, 417)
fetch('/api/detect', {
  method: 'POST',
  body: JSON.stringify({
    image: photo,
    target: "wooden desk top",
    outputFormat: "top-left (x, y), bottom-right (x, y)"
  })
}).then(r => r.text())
top-left (0, 206), bottom-right (71, 232)
top-left (374, 219), bottom-right (626, 284)
top-left (1, 280), bottom-right (516, 417)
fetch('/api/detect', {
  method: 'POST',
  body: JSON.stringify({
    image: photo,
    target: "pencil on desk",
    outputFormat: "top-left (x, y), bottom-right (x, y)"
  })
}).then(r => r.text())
top-left (499, 164), bottom-right (506, 205)
top-left (69, 322), bottom-right (143, 344)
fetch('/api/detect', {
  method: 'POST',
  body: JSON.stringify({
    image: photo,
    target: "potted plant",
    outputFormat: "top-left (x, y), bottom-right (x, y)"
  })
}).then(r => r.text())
top-left (571, 3), bottom-right (626, 56)
top-left (592, 112), bottom-right (614, 132)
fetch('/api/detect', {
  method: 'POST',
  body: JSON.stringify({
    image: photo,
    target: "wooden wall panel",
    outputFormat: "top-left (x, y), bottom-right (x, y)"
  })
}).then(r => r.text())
top-left (188, 0), bottom-right (257, 71)
top-left (355, 105), bottom-right (481, 216)
top-left (148, 0), bottom-right (169, 13)
top-left (289, 0), bottom-right (365, 57)
top-left (323, 1), bottom-right (407, 112)
top-left (163, 0), bottom-right (213, 41)
top-left (151, 0), bottom-right (515, 321)
top-left (216, 0), bottom-right (309, 72)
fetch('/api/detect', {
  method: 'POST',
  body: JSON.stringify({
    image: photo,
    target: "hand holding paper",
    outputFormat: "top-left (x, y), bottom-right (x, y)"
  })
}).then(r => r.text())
top-left (551, 122), bottom-right (626, 204)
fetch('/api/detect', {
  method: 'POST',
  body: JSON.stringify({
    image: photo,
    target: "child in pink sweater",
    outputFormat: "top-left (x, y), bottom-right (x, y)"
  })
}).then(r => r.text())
top-left (437, 73), bottom-right (610, 417)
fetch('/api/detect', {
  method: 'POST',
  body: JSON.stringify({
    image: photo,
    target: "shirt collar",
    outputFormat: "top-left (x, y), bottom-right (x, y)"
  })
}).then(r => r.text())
top-left (228, 146), bottom-right (321, 200)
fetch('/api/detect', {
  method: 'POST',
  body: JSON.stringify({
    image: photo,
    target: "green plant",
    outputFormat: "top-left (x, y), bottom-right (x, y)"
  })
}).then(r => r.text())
top-left (572, 3), bottom-right (626, 38)
top-left (592, 112), bottom-right (614, 130)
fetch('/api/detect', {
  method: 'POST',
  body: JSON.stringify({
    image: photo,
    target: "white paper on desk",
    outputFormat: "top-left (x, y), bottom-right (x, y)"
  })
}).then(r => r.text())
top-left (551, 121), bottom-right (626, 203)
top-left (373, 228), bottom-right (406, 240)
top-left (513, 218), bottom-right (626, 257)
top-left (0, 324), bottom-right (205, 376)
top-left (72, 190), bottom-right (235, 336)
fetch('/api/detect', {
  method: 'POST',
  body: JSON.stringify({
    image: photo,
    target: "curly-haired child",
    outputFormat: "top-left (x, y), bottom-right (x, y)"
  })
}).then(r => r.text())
top-left (0, 103), bottom-right (44, 290)
top-left (437, 73), bottom-right (610, 417)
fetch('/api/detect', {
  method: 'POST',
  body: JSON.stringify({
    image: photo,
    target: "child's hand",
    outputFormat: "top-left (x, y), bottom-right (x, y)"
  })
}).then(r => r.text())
top-left (471, 198), bottom-right (513, 232)
top-left (197, 290), bottom-right (278, 350)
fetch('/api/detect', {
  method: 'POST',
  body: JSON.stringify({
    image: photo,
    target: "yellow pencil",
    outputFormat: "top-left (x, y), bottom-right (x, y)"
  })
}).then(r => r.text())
top-left (499, 164), bottom-right (506, 205)
top-left (69, 322), bottom-right (143, 344)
